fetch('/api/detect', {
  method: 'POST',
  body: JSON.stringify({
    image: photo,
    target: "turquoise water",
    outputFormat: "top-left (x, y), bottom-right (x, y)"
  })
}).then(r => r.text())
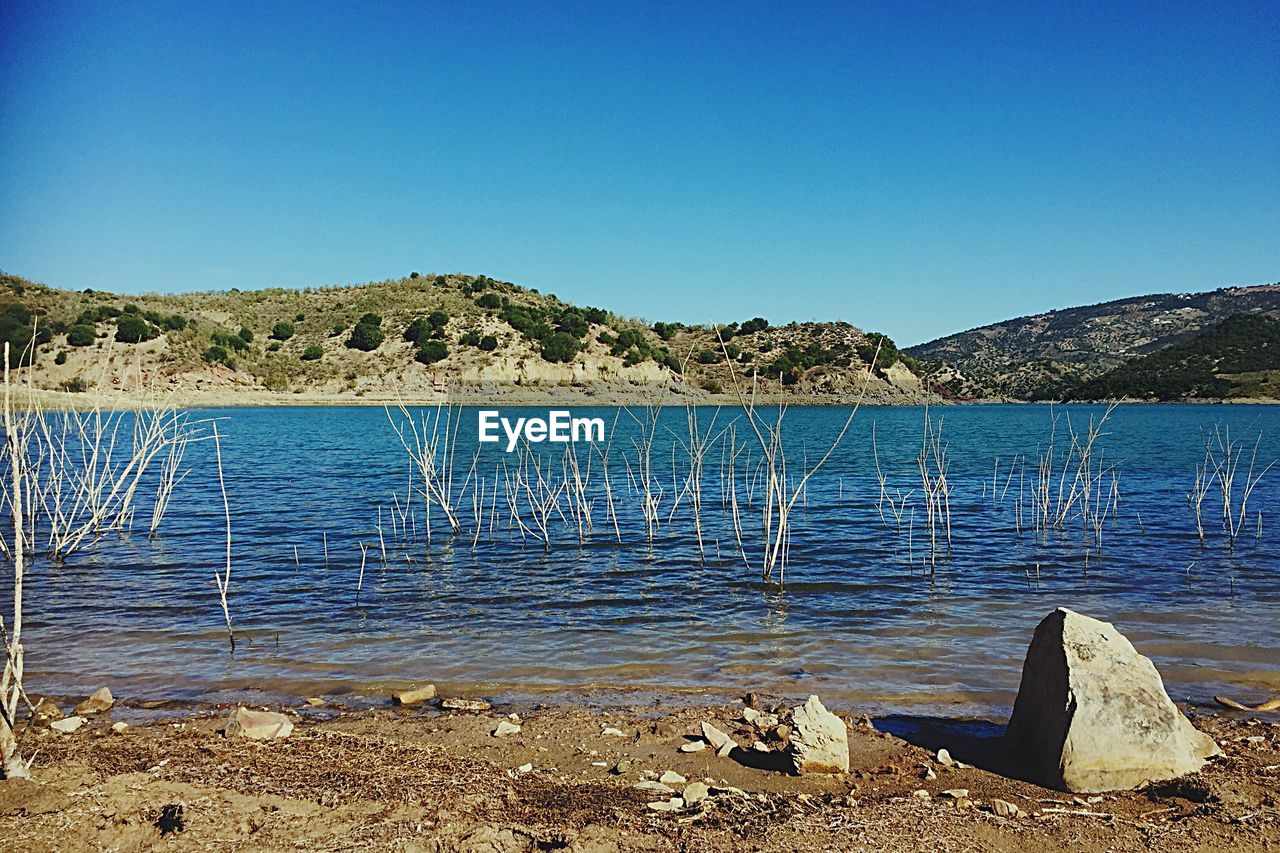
top-left (16, 403), bottom-right (1280, 717)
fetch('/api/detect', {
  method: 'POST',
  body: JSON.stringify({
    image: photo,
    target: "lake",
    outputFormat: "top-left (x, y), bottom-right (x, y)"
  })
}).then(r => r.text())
top-left (16, 403), bottom-right (1280, 718)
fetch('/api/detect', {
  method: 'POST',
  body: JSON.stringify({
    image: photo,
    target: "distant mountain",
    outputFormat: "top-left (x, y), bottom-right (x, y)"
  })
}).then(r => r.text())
top-left (905, 283), bottom-right (1280, 399)
top-left (1061, 313), bottom-right (1280, 401)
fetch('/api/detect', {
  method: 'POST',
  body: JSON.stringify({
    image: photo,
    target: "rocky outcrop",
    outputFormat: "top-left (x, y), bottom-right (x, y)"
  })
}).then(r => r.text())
top-left (1005, 607), bottom-right (1220, 792)
top-left (786, 695), bottom-right (849, 774)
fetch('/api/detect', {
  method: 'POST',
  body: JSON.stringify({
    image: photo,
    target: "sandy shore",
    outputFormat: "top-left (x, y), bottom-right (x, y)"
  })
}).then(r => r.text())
top-left (1, 691), bottom-right (1276, 851)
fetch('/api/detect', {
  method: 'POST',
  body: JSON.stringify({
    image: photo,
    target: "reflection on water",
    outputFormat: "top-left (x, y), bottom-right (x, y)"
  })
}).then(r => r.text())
top-left (12, 403), bottom-right (1280, 717)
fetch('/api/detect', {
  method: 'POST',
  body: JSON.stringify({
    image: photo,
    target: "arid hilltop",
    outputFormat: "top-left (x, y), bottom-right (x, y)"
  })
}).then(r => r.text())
top-left (0, 272), bottom-right (934, 406)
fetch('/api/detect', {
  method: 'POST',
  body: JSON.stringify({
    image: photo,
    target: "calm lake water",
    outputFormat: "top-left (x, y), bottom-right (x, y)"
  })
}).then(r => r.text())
top-left (16, 403), bottom-right (1280, 718)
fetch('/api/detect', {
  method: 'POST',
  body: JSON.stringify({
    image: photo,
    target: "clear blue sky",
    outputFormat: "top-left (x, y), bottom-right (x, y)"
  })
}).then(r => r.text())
top-left (1, 1), bottom-right (1277, 345)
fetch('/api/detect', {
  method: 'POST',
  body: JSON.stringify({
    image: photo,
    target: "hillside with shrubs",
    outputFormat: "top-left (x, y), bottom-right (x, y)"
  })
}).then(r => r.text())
top-left (0, 271), bottom-right (934, 403)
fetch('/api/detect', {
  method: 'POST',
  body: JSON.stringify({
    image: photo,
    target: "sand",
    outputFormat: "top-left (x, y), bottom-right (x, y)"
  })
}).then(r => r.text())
top-left (1, 693), bottom-right (1276, 851)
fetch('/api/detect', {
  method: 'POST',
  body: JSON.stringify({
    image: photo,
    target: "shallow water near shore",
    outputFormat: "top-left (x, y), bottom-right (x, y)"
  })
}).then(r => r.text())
top-left (15, 403), bottom-right (1280, 718)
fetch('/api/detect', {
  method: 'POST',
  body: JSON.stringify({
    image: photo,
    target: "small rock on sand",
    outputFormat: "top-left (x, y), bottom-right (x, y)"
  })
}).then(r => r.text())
top-left (912, 789), bottom-right (931, 800)
top-left (633, 781), bottom-right (675, 793)
top-left (659, 770), bottom-right (686, 785)
top-left (50, 716), bottom-right (86, 734)
top-left (787, 695), bottom-right (849, 774)
top-left (441, 697), bottom-right (491, 712)
top-left (990, 798), bottom-right (1024, 818)
top-left (682, 782), bottom-right (710, 805)
top-left (936, 748), bottom-right (954, 767)
top-left (393, 685), bottom-right (437, 706)
top-left (111, 721), bottom-right (128, 734)
top-left (602, 726), bottom-right (626, 737)
top-left (304, 697), bottom-right (325, 707)
top-left (33, 699), bottom-right (62, 723)
top-left (701, 721), bottom-right (731, 749)
top-left (742, 707), bottom-right (760, 723)
top-left (225, 707), bottom-right (293, 740)
top-left (492, 720), bottom-right (522, 737)
top-left (611, 759), bottom-right (634, 774)
top-left (940, 789), bottom-right (969, 799)
top-left (517, 763), bottom-right (533, 773)
top-left (679, 741), bottom-right (706, 753)
top-left (716, 741), bottom-right (734, 758)
top-left (647, 797), bottom-right (684, 812)
top-left (74, 687), bottom-right (114, 715)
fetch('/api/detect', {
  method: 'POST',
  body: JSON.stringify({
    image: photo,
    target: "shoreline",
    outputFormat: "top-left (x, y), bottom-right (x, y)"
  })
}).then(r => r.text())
top-left (4, 686), bottom-right (1276, 851)
top-left (16, 385), bottom-right (1280, 411)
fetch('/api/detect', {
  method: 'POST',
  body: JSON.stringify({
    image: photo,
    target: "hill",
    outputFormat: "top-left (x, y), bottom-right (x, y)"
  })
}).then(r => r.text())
top-left (905, 283), bottom-right (1280, 399)
top-left (0, 271), bottom-right (933, 406)
top-left (1060, 312), bottom-right (1280, 401)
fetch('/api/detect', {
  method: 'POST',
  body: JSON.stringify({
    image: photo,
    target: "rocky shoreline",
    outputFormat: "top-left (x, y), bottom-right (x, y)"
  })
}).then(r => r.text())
top-left (3, 610), bottom-right (1278, 851)
top-left (2, 692), bottom-right (1276, 851)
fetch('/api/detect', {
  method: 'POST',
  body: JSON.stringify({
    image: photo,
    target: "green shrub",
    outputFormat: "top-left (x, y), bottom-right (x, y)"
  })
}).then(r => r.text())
top-left (294, 313), bottom-right (305, 322)
top-left (556, 310), bottom-right (588, 339)
top-left (427, 310), bottom-right (449, 337)
top-left (478, 335), bottom-right (498, 352)
top-left (54, 350), bottom-right (67, 365)
top-left (238, 326), bottom-right (254, 343)
top-left (330, 323), bottom-right (345, 337)
top-left (59, 376), bottom-right (88, 393)
top-left (404, 318), bottom-right (430, 343)
top-left (301, 345), bottom-right (324, 361)
top-left (700, 379), bottom-right (723, 394)
top-left (203, 345), bottom-right (234, 368)
top-left (122, 303), bottom-right (140, 314)
top-left (541, 331), bottom-right (580, 363)
top-left (610, 329), bottom-right (645, 356)
top-left (652, 321), bottom-right (679, 341)
top-left (212, 330), bottom-right (248, 352)
top-left (739, 317), bottom-right (769, 335)
top-left (415, 339), bottom-right (448, 364)
top-left (623, 348), bottom-right (645, 367)
top-left (476, 293), bottom-right (501, 310)
top-left (357, 312), bottom-right (382, 328)
top-left (856, 332), bottom-right (901, 371)
top-left (271, 322), bottom-right (295, 340)
top-left (267, 341), bottom-right (281, 352)
top-left (347, 321), bottom-right (384, 351)
top-left (460, 330), bottom-right (482, 347)
top-left (67, 324), bottom-right (96, 346)
top-left (696, 349), bottom-right (718, 364)
top-left (501, 303), bottom-right (552, 341)
top-left (115, 314), bottom-right (157, 343)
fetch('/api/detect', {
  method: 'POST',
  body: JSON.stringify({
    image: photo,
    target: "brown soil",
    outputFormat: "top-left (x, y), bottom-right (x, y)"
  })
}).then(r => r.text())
top-left (1, 696), bottom-right (1277, 851)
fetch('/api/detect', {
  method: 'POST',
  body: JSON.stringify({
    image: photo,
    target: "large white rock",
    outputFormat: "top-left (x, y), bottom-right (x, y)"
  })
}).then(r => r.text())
top-left (786, 695), bottom-right (849, 774)
top-left (1004, 608), bottom-right (1220, 792)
